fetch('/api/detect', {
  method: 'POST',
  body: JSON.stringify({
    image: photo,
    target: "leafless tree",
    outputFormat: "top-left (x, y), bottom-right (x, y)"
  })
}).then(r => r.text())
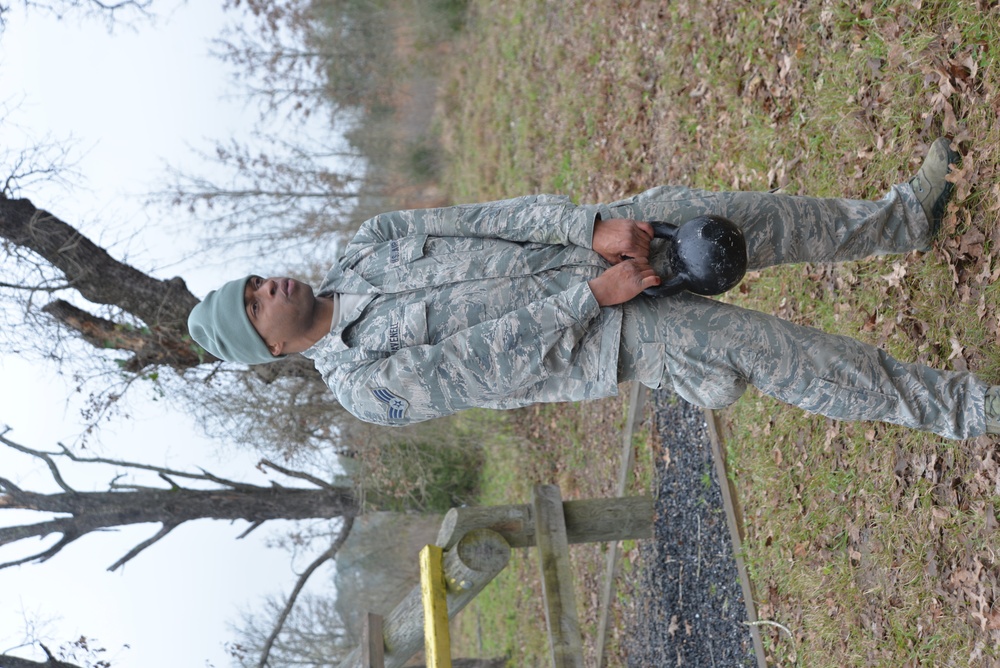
top-left (0, 428), bottom-right (357, 572)
top-left (158, 0), bottom-right (432, 263)
top-left (0, 0), bottom-right (154, 32)
top-left (160, 0), bottom-right (403, 261)
top-left (215, 0), bottom-right (397, 117)
top-left (0, 428), bottom-right (358, 668)
top-left (159, 134), bottom-right (371, 260)
top-left (230, 594), bottom-right (353, 668)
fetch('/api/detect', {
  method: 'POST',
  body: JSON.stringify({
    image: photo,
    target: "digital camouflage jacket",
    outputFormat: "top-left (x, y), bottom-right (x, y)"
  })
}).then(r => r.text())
top-left (302, 195), bottom-right (623, 426)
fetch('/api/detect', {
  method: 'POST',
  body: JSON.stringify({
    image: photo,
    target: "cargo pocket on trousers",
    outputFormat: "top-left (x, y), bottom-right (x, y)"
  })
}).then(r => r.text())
top-left (799, 377), bottom-right (895, 422)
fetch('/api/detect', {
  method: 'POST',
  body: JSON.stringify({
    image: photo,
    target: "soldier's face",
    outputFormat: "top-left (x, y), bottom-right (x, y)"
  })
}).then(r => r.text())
top-left (243, 275), bottom-right (316, 356)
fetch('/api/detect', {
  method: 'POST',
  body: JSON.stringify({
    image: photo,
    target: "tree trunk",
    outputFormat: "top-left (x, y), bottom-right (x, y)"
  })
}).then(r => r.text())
top-left (0, 485), bottom-right (356, 555)
top-left (0, 196), bottom-right (210, 371)
top-left (0, 651), bottom-right (84, 668)
top-left (0, 197), bottom-right (199, 329)
top-left (6, 486), bottom-right (355, 527)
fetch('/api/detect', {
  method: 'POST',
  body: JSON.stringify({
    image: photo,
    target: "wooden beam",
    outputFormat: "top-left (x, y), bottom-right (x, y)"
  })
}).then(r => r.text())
top-left (360, 612), bottom-right (385, 668)
top-left (533, 484), bottom-right (584, 668)
top-left (705, 409), bottom-right (768, 668)
top-left (436, 496), bottom-right (652, 550)
top-left (596, 383), bottom-right (646, 668)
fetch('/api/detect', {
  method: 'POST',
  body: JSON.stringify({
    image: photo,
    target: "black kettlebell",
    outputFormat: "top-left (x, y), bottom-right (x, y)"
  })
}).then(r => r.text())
top-left (642, 214), bottom-right (748, 297)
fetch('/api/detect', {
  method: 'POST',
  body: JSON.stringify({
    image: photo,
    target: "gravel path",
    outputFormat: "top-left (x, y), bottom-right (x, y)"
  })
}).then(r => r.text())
top-left (624, 389), bottom-right (757, 667)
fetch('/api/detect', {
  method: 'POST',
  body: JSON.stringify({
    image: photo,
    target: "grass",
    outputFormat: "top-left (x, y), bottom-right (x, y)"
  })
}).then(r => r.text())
top-left (437, 0), bottom-right (1000, 666)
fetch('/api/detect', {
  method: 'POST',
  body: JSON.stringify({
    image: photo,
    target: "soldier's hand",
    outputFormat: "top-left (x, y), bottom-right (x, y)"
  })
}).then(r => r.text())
top-left (592, 218), bottom-right (653, 264)
top-left (588, 260), bottom-right (660, 306)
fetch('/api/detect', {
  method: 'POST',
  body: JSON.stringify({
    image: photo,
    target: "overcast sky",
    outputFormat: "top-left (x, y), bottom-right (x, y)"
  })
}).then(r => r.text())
top-left (0, 4), bottom-right (334, 666)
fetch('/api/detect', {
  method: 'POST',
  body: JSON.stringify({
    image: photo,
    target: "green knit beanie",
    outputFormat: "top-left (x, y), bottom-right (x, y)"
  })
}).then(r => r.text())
top-left (187, 275), bottom-right (279, 365)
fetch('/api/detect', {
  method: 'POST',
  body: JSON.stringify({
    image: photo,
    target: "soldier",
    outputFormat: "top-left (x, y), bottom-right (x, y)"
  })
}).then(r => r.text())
top-left (189, 138), bottom-right (998, 439)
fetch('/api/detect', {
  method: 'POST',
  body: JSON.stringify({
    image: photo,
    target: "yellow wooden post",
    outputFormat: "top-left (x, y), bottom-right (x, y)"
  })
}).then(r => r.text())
top-left (419, 544), bottom-right (452, 668)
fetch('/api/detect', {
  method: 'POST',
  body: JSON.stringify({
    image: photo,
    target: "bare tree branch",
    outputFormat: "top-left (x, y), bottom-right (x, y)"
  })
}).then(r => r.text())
top-left (0, 198), bottom-right (200, 330)
top-left (53, 441), bottom-right (251, 490)
top-left (0, 279), bottom-right (73, 293)
top-left (193, 467), bottom-right (266, 491)
top-left (0, 636), bottom-right (125, 668)
top-left (156, 472), bottom-right (180, 490)
top-left (0, 475), bottom-right (25, 495)
top-left (260, 459), bottom-right (333, 490)
top-left (0, 129), bottom-right (77, 199)
top-left (0, 432), bottom-right (75, 494)
top-left (106, 521), bottom-right (178, 572)
top-left (2, 0), bottom-right (155, 32)
top-left (0, 196), bottom-right (218, 377)
top-left (156, 133), bottom-right (364, 261)
top-left (40, 299), bottom-right (205, 371)
top-left (258, 516), bottom-right (354, 668)
top-left (0, 529), bottom-right (81, 571)
top-left (237, 519), bottom-right (265, 540)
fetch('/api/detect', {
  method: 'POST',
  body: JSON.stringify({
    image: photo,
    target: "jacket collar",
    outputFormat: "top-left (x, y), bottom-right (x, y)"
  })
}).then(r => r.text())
top-left (317, 261), bottom-right (378, 296)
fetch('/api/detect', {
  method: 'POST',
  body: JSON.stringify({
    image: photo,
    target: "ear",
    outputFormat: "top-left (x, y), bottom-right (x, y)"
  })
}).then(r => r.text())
top-left (268, 340), bottom-right (284, 356)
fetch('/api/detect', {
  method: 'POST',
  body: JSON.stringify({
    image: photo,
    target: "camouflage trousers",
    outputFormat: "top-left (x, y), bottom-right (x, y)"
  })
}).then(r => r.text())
top-left (614, 183), bottom-right (988, 440)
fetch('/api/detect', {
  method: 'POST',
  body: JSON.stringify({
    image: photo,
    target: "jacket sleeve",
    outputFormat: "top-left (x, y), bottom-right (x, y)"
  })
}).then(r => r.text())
top-left (328, 282), bottom-right (602, 426)
top-left (343, 195), bottom-right (601, 255)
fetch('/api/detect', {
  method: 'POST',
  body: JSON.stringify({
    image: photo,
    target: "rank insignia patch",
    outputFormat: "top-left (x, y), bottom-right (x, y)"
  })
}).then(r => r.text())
top-left (372, 387), bottom-right (409, 421)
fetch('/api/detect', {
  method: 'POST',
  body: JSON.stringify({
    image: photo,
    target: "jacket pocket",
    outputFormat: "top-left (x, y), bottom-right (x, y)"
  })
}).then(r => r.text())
top-left (349, 235), bottom-right (427, 276)
top-left (391, 234), bottom-right (428, 266)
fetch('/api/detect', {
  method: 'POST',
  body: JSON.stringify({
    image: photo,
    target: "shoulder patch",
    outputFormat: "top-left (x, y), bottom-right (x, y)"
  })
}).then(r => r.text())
top-left (371, 387), bottom-right (410, 421)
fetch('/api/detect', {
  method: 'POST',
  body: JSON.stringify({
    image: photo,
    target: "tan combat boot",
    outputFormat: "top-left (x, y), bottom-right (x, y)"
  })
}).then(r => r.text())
top-left (910, 137), bottom-right (960, 237)
top-left (985, 386), bottom-right (1000, 435)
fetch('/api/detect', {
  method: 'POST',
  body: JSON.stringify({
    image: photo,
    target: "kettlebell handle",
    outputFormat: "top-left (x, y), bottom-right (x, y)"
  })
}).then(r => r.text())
top-left (649, 221), bottom-right (678, 240)
top-left (644, 273), bottom-right (688, 298)
top-left (643, 221), bottom-right (685, 297)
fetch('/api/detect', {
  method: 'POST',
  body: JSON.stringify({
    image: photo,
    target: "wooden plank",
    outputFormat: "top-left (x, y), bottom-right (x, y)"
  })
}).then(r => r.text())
top-left (704, 409), bottom-right (768, 668)
top-left (533, 484), bottom-right (584, 668)
top-left (338, 529), bottom-right (510, 668)
top-left (614, 383), bottom-right (647, 495)
top-left (360, 612), bottom-right (385, 668)
top-left (562, 496), bottom-right (652, 544)
top-left (436, 496), bottom-right (652, 550)
top-left (595, 383), bottom-right (646, 668)
top-left (420, 545), bottom-right (452, 668)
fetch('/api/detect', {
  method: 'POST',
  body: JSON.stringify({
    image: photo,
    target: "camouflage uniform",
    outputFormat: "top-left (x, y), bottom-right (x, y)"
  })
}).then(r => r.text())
top-left (302, 184), bottom-right (987, 439)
